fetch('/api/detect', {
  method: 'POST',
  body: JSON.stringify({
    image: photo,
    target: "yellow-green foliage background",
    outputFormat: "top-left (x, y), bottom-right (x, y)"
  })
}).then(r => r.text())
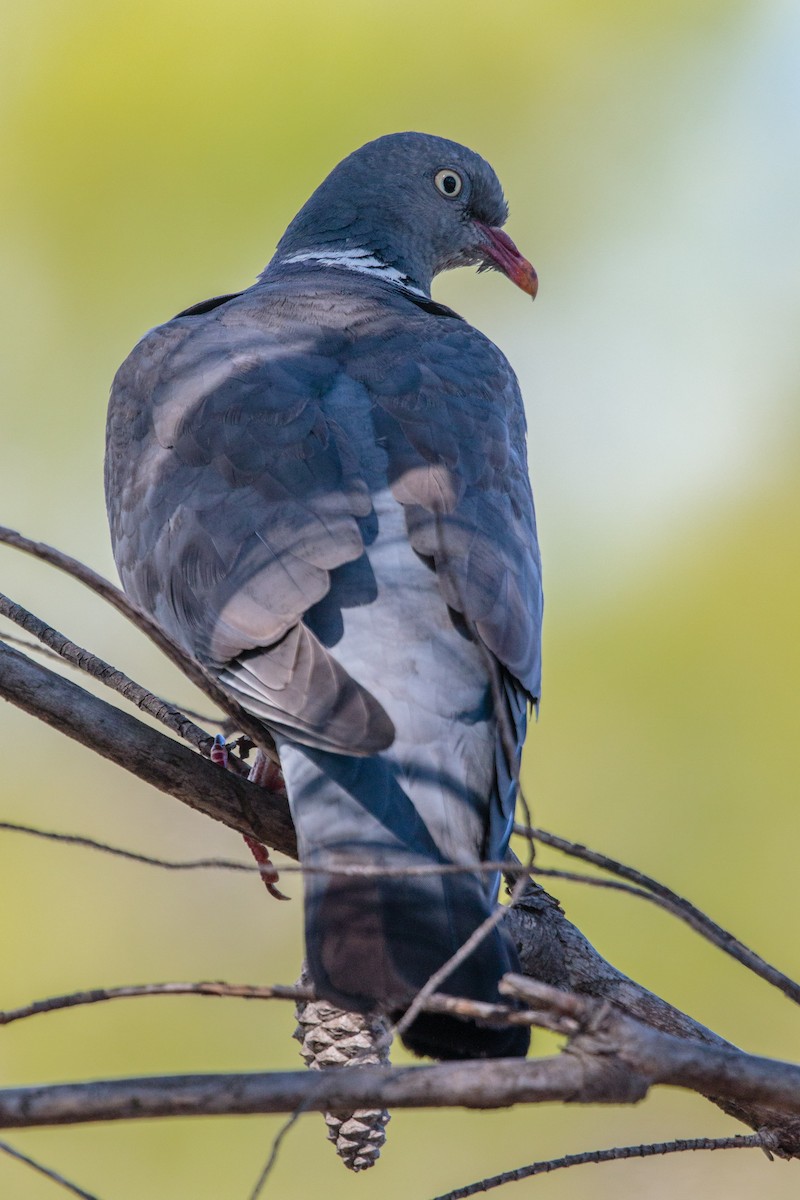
top-left (1, 1), bottom-right (799, 1196)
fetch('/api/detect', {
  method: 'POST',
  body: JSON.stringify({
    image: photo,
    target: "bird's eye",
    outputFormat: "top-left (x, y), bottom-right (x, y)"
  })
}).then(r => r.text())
top-left (434, 169), bottom-right (463, 198)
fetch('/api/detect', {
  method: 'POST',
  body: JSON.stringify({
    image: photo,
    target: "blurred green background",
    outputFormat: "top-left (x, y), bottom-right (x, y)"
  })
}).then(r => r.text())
top-left (1, 0), bottom-right (799, 1196)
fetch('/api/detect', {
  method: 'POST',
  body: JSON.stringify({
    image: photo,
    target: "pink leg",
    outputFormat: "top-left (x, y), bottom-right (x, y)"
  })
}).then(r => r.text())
top-left (211, 736), bottom-right (289, 901)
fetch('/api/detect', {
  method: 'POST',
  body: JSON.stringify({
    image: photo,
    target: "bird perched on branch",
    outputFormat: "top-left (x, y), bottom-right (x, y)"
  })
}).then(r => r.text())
top-left (105, 132), bottom-right (542, 1060)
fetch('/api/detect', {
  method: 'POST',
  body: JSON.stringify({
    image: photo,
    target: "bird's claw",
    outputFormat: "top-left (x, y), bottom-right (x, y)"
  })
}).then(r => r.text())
top-left (210, 732), bottom-right (229, 769)
top-left (244, 834), bottom-right (290, 901)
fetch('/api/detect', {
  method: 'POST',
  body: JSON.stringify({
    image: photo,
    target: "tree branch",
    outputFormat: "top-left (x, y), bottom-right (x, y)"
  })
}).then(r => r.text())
top-left (431, 1135), bottom-right (765, 1200)
top-left (0, 981), bottom-right (312, 1026)
top-left (524, 823), bottom-right (800, 1007)
top-left (0, 591), bottom-right (249, 776)
top-left (502, 977), bottom-right (800, 1116)
top-left (0, 1139), bottom-right (103, 1200)
top-left (503, 884), bottom-right (800, 1152)
top-left (2, 980), bottom-right (800, 1132)
top-left (3, 616), bottom-right (799, 1149)
top-left (0, 639), bottom-right (295, 855)
top-left (0, 526), bottom-right (277, 758)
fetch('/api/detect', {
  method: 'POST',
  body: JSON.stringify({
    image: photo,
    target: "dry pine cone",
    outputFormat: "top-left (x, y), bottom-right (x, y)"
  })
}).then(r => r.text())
top-left (294, 965), bottom-right (391, 1171)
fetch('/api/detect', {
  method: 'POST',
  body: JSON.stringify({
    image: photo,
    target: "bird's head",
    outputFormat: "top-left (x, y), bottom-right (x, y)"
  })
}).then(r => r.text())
top-left (269, 131), bottom-right (537, 299)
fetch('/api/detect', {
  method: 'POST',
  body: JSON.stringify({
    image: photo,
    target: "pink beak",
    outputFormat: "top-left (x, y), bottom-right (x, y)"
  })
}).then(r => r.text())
top-left (474, 223), bottom-right (538, 299)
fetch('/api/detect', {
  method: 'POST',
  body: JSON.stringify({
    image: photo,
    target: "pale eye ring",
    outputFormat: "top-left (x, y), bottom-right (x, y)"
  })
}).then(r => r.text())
top-left (434, 168), bottom-right (463, 198)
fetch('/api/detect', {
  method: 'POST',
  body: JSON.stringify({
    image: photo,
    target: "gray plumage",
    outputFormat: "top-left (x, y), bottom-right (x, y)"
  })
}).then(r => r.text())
top-left (106, 132), bottom-right (542, 1059)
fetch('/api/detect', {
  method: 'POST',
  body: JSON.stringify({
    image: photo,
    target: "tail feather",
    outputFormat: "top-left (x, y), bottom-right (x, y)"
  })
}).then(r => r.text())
top-left (304, 851), bottom-right (529, 1058)
top-left (281, 736), bottom-right (529, 1060)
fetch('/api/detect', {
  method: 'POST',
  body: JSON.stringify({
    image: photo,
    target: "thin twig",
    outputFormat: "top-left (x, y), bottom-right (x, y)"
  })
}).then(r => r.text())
top-left (248, 1115), bottom-right (300, 1198)
top-left (523, 821), bottom-right (800, 1006)
top-left (248, 1100), bottom-right (317, 1200)
top-left (0, 628), bottom-right (222, 726)
top-left (0, 1139), bottom-right (103, 1200)
top-left (0, 630), bottom-right (71, 666)
top-left (430, 1134), bottom-right (765, 1200)
top-left (389, 789), bottom-right (537, 1047)
top-left (0, 976), bottom-right (549, 1032)
top-left (0, 592), bottom-right (249, 776)
top-left (0, 981), bottom-right (312, 1026)
top-left (0, 820), bottom-right (261, 875)
top-left (532, 865), bottom-right (672, 902)
top-left (392, 861), bottom-right (534, 1044)
top-left (0, 526), bottom-right (277, 759)
top-left (0, 817), bottom-right (542, 882)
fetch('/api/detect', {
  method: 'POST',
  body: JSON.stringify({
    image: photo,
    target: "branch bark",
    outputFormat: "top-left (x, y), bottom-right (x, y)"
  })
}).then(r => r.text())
top-left (1, 980), bottom-right (799, 1133)
top-left (0, 590), bottom-right (253, 774)
top-left (432, 1135), bottom-right (764, 1200)
top-left (2, 633), bottom-right (799, 1152)
top-left (523, 824), bottom-right (800, 1007)
top-left (0, 525), bottom-right (277, 758)
top-left (0, 639), bottom-right (295, 855)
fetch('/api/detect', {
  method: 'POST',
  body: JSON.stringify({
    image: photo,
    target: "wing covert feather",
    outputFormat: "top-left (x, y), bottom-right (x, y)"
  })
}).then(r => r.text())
top-left (349, 319), bottom-right (542, 701)
top-left (105, 308), bottom-right (393, 753)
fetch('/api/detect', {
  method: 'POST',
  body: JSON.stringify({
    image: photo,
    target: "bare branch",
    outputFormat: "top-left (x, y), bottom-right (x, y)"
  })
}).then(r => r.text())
top-left (0, 819), bottom-right (265, 876)
top-left (512, 976), bottom-right (800, 1152)
top-left (505, 880), bottom-right (729, 1042)
top-left (0, 591), bottom-right (249, 776)
top-left (0, 1139), bottom-right (103, 1200)
top-left (0, 816), bottom-right (544, 885)
top-left (3, 578), bottom-right (798, 1150)
top-left (503, 885), bottom-right (800, 1151)
top-left (430, 1135), bottom-right (765, 1200)
top-left (531, 865), bottom-right (662, 901)
top-left (0, 639), bottom-right (296, 855)
top-left (3, 980), bottom-right (800, 1133)
top-left (0, 526), bottom-right (277, 758)
top-left (0, 981), bottom-right (313, 1027)
top-left (524, 823), bottom-right (800, 1006)
top-left (503, 975), bottom-right (796, 1097)
top-left (249, 1102), bottom-right (313, 1199)
top-left (0, 975), bottom-right (569, 1034)
top-left (0, 1062), bottom-right (591, 1127)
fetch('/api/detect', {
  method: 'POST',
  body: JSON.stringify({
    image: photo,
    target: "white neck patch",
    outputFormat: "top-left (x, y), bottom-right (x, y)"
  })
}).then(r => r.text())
top-left (281, 248), bottom-right (427, 298)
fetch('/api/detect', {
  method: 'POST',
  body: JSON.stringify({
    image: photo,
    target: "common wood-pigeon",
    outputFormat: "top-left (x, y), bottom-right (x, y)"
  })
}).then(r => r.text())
top-left (105, 132), bottom-right (543, 1060)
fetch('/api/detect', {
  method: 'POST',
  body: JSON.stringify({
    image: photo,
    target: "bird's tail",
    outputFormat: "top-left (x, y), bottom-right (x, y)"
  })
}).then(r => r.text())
top-left (284, 752), bottom-right (526, 1057)
top-left (302, 844), bottom-right (528, 1059)
top-left (281, 741), bottom-right (529, 1059)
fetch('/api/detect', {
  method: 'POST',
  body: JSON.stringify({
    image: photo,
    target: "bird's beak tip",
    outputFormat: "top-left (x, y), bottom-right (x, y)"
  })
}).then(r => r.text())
top-left (474, 223), bottom-right (538, 301)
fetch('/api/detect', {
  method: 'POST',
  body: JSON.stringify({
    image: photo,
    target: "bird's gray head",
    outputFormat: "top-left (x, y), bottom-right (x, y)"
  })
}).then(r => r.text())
top-left (264, 132), bottom-right (537, 299)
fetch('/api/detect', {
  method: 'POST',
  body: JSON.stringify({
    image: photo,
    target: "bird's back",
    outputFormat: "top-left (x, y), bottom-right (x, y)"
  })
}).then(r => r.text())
top-left (106, 268), bottom-right (541, 1058)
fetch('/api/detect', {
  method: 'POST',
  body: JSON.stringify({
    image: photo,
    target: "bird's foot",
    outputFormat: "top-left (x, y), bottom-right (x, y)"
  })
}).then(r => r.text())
top-left (248, 750), bottom-right (287, 796)
top-left (243, 833), bottom-right (290, 901)
top-left (244, 749), bottom-right (290, 899)
top-left (210, 732), bottom-right (230, 768)
top-left (212, 736), bottom-right (289, 900)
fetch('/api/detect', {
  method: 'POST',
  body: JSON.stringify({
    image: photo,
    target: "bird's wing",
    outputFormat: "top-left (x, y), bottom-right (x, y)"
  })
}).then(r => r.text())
top-left (350, 314), bottom-right (543, 705)
top-left (105, 304), bottom-right (393, 754)
top-left (106, 295), bottom-right (541, 763)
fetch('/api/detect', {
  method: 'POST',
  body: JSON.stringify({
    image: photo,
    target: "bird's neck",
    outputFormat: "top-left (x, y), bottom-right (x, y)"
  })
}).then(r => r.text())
top-left (261, 243), bottom-right (431, 299)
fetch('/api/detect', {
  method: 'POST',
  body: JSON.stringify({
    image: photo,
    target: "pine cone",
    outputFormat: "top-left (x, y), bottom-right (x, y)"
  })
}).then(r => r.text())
top-left (293, 964), bottom-right (391, 1171)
